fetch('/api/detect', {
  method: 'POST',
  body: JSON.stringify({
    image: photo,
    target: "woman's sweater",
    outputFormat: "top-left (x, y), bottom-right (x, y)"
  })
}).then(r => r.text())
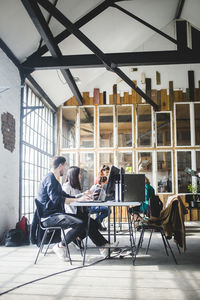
top-left (62, 182), bottom-right (82, 215)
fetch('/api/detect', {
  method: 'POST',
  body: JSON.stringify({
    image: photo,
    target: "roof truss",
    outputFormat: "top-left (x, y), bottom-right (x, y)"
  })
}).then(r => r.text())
top-left (22, 50), bottom-right (200, 70)
top-left (22, 0), bottom-right (161, 110)
top-left (20, 0), bottom-right (199, 109)
top-left (21, 0), bottom-right (83, 105)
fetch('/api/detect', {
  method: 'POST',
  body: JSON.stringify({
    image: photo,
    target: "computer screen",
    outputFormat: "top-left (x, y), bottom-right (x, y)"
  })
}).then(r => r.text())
top-left (122, 174), bottom-right (145, 202)
top-left (105, 166), bottom-right (120, 200)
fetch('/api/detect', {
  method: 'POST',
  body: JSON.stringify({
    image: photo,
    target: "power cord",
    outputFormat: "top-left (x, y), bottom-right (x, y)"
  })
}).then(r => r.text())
top-left (0, 255), bottom-right (116, 296)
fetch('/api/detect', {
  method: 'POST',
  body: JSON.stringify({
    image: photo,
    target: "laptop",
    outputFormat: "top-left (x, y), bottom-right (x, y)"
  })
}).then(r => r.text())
top-left (81, 187), bottom-right (106, 203)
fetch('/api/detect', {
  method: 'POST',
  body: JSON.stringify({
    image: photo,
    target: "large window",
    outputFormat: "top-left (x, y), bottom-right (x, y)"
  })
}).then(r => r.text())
top-left (60, 152), bottom-right (77, 185)
top-left (62, 107), bottom-right (78, 148)
top-left (196, 151), bottom-right (200, 172)
top-left (177, 151), bottom-right (192, 193)
top-left (22, 84), bottom-right (55, 221)
top-left (137, 104), bottom-right (152, 147)
top-left (80, 106), bottom-right (95, 148)
top-left (157, 151), bottom-right (172, 193)
top-left (156, 112), bottom-right (171, 147)
top-left (117, 105), bottom-right (133, 147)
top-left (98, 152), bottom-right (114, 172)
top-left (137, 151), bottom-right (153, 184)
top-left (60, 103), bottom-right (200, 196)
top-left (79, 152), bottom-right (95, 191)
top-left (98, 106), bottom-right (114, 148)
top-left (175, 103), bottom-right (191, 146)
top-left (117, 152), bottom-right (133, 173)
top-left (195, 103), bottom-right (200, 145)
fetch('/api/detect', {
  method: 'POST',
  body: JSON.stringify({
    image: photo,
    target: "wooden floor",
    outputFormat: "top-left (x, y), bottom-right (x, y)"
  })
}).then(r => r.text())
top-left (0, 222), bottom-right (200, 300)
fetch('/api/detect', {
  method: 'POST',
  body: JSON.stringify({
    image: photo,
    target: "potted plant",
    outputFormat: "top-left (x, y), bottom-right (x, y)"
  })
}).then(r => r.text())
top-left (187, 183), bottom-right (200, 207)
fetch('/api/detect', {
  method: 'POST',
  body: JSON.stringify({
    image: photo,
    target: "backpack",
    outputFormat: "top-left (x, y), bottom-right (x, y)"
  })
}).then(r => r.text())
top-left (146, 195), bottom-right (163, 218)
top-left (5, 216), bottom-right (30, 247)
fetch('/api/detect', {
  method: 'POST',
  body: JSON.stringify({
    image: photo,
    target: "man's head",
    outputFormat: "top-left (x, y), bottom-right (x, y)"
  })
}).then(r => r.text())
top-left (51, 156), bottom-right (66, 176)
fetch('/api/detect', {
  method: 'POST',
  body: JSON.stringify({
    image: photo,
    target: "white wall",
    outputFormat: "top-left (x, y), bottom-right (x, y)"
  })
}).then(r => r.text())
top-left (0, 48), bottom-right (21, 239)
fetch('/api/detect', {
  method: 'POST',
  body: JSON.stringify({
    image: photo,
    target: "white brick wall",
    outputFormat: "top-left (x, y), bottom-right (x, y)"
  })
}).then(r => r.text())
top-left (0, 48), bottom-right (21, 238)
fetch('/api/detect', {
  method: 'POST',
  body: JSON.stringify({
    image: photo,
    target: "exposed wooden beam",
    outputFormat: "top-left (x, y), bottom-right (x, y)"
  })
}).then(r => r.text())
top-left (21, 0), bottom-right (83, 105)
top-left (25, 0), bottom-right (114, 63)
top-left (0, 38), bottom-right (22, 71)
top-left (37, 0), bottom-right (158, 110)
top-left (175, 0), bottom-right (185, 19)
top-left (37, 0), bottom-right (58, 50)
top-left (22, 50), bottom-right (200, 70)
top-left (191, 26), bottom-right (200, 52)
top-left (176, 20), bottom-right (189, 52)
top-left (27, 75), bottom-right (57, 112)
top-left (0, 38), bottom-right (57, 112)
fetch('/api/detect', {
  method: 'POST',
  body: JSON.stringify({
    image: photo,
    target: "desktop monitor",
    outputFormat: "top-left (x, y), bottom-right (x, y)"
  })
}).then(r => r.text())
top-left (105, 166), bottom-right (120, 200)
top-left (122, 174), bottom-right (145, 202)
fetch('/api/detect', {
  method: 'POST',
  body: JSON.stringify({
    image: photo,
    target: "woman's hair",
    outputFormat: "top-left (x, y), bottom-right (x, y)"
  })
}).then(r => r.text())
top-left (98, 176), bottom-right (108, 185)
top-left (102, 165), bottom-right (110, 171)
top-left (145, 176), bottom-right (150, 184)
top-left (66, 166), bottom-right (81, 191)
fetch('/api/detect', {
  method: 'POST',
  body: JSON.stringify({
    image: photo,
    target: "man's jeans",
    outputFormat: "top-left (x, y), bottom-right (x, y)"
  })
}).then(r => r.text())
top-left (42, 213), bottom-right (84, 246)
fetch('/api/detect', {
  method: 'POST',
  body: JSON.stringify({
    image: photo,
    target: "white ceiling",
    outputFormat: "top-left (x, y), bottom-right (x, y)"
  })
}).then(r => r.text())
top-left (0, 0), bottom-right (200, 107)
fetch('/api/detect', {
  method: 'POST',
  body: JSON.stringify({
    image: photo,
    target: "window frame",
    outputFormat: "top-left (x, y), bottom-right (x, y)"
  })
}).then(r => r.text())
top-left (136, 104), bottom-right (153, 148)
top-left (155, 111), bottom-right (172, 148)
top-left (156, 149), bottom-right (173, 194)
top-left (97, 105), bottom-right (115, 149)
top-left (116, 104), bottom-right (134, 149)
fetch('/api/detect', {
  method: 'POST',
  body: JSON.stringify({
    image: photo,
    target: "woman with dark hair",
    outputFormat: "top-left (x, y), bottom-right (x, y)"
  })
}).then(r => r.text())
top-left (62, 166), bottom-right (118, 257)
top-left (94, 165), bottom-right (110, 184)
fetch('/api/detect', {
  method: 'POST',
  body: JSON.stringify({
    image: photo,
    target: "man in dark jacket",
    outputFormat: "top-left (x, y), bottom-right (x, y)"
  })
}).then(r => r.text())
top-left (37, 155), bottom-right (90, 260)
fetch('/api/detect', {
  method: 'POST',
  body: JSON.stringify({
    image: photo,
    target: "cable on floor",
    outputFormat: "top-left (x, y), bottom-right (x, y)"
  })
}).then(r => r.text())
top-left (0, 253), bottom-right (120, 296)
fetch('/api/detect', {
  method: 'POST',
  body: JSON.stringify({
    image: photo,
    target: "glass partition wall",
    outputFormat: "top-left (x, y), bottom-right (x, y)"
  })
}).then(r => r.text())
top-left (61, 103), bottom-right (200, 194)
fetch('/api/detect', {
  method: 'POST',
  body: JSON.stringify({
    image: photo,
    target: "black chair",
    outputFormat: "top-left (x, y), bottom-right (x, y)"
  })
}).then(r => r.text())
top-left (34, 199), bottom-right (72, 265)
top-left (136, 200), bottom-right (182, 264)
top-left (136, 222), bottom-right (178, 264)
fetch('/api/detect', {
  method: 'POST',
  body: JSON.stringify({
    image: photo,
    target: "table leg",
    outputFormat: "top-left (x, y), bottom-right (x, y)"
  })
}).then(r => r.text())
top-left (113, 206), bottom-right (116, 242)
top-left (108, 207), bottom-right (111, 257)
top-left (127, 207), bottom-right (136, 265)
top-left (83, 211), bottom-right (91, 266)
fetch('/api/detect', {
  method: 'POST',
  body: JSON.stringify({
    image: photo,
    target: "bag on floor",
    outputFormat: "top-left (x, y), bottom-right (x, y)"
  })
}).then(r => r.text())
top-left (5, 216), bottom-right (30, 247)
top-left (16, 216), bottom-right (30, 244)
top-left (5, 229), bottom-right (25, 247)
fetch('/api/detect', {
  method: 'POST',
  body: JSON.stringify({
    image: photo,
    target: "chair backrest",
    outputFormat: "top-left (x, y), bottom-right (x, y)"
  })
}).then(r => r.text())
top-left (32, 199), bottom-right (61, 246)
top-left (147, 195), bottom-right (163, 217)
top-left (34, 199), bottom-right (44, 220)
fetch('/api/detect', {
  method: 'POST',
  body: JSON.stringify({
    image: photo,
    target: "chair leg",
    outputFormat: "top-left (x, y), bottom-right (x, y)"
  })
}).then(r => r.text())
top-left (176, 244), bottom-right (181, 254)
top-left (34, 229), bottom-right (48, 264)
top-left (44, 230), bottom-right (56, 256)
top-left (79, 239), bottom-right (84, 257)
top-left (146, 229), bottom-right (153, 254)
top-left (61, 228), bottom-right (72, 265)
top-left (136, 228), bottom-right (144, 254)
top-left (162, 232), bottom-right (178, 264)
top-left (160, 230), bottom-right (169, 256)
